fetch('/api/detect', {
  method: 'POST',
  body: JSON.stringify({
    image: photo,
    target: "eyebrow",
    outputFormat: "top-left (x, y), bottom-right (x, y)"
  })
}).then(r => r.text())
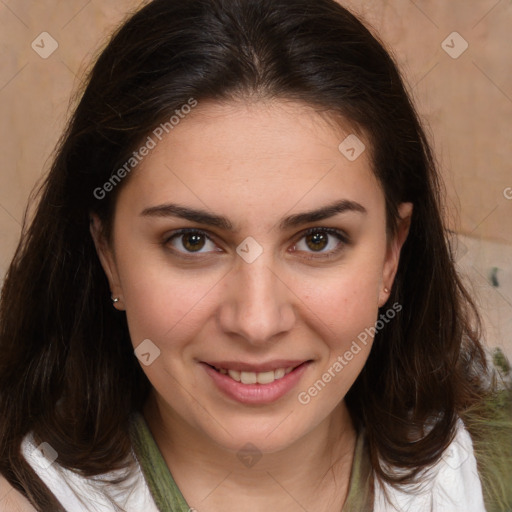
top-left (140, 199), bottom-right (366, 231)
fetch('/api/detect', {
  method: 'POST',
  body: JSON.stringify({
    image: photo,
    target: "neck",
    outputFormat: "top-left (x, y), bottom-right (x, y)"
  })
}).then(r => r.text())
top-left (143, 392), bottom-right (357, 512)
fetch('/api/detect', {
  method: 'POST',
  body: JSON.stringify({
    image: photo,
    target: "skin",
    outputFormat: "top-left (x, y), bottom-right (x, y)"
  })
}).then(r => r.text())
top-left (91, 99), bottom-right (412, 512)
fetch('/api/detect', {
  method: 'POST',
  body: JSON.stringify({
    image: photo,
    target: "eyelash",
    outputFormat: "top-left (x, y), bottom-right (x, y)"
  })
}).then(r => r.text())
top-left (163, 227), bottom-right (349, 261)
top-left (292, 227), bottom-right (349, 260)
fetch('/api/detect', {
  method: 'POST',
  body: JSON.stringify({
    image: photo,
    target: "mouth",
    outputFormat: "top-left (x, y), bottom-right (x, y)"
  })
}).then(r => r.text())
top-left (200, 359), bottom-right (312, 405)
top-left (204, 362), bottom-right (306, 385)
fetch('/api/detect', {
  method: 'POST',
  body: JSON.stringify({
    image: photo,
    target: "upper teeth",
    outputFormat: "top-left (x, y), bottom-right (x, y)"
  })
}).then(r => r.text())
top-left (217, 367), bottom-right (294, 384)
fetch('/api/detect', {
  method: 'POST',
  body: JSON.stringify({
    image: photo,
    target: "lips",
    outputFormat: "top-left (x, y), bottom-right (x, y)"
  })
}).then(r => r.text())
top-left (208, 365), bottom-right (297, 384)
top-left (204, 360), bottom-right (307, 384)
top-left (201, 360), bottom-right (311, 404)
top-left (203, 360), bottom-right (307, 373)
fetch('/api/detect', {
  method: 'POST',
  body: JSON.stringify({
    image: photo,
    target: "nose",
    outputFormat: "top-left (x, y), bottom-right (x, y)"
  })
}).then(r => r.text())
top-left (218, 256), bottom-right (296, 345)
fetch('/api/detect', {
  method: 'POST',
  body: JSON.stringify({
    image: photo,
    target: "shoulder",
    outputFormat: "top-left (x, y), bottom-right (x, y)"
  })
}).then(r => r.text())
top-left (0, 474), bottom-right (38, 512)
top-left (431, 418), bottom-right (486, 510)
top-left (19, 432), bottom-right (159, 512)
top-left (374, 418), bottom-right (487, 512)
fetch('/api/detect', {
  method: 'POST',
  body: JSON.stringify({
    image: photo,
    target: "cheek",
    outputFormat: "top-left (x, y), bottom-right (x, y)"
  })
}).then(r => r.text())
top-left (298, 274), bottom-right (379, 406)
top-left (115, 249), bottom-right (220, 348)
top-left (296, 259), bottom-right (382, 403)
top-left (305, 260), bottom-right (382, 338)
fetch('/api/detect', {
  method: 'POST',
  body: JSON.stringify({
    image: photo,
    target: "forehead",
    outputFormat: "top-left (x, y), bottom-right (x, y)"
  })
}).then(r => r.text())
top-left (116, 99), bottom-right (384, 226)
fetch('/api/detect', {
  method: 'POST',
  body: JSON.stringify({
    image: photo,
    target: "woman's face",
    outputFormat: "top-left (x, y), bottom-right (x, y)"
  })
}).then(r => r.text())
top-left (92, 99), bottom-right (411, 454)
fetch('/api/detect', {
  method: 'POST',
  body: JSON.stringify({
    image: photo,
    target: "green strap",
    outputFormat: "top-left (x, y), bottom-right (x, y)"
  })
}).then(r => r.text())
top-left (129, 413), bottom-right (191, 511)
top-left (342, 427), bottom-right (374, 512)
top-left (129, 412), bottom-right (374, 512)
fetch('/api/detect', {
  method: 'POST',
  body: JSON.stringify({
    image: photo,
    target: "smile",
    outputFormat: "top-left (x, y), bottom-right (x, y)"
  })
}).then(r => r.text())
top-left (201, 360), bottom-right (312, 405)
top-left (210, 365), bottom-right (297, 385)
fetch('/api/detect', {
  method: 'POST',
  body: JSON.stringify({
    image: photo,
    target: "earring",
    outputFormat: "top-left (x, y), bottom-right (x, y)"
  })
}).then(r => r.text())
top-left (111, 295), bottom-right (120, 304)
top-left (384, 287), bottom-right (389, 293)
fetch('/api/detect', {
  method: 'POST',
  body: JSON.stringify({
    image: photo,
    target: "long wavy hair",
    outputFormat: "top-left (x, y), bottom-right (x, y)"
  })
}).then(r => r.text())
top-left (0, 0), bottom-right (493, 510)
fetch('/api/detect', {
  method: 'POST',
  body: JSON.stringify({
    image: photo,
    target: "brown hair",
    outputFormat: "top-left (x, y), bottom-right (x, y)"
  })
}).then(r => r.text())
top-left (0, 0), bottom-right (492, 509)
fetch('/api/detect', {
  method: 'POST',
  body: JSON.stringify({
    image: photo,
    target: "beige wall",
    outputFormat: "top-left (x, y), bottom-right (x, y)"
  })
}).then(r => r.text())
top-left (0, 0), bottom-right (511, 354)
top-left (0, 0), bottom-right (143, 280)
top-left (342, 0), bottom-right (512, 243)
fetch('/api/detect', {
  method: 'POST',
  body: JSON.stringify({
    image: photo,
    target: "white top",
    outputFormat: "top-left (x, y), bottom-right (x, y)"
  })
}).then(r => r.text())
top-left (18, 418), bottom-right (486, 512)
top-left (20, 434), bottom-right (158, 512)
top-left (374, 419), bottom-right (487, 511)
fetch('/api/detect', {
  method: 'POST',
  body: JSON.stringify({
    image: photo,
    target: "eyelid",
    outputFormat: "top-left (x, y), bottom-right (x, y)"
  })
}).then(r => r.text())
top-left (299, 226), bottom-right (349, 243)
top-left (290, 227), bottom-right (349, 260)
top-left (163, 228), bottom-right (222, 258)
top-left (163, 226), bottom-right (349, 260)
top-left (163, 227), bottom-right (216, 244)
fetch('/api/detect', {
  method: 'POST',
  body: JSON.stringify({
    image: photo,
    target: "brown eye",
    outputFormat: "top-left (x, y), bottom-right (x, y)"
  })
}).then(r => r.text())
top-left (167, 229), bottom-right (218, 254)
top-left (305, 232), bottom-right (328, 251)
top-left (182, 233), bottom-right (206, 252)
top-left (292, 228), bottom-right (348, 259)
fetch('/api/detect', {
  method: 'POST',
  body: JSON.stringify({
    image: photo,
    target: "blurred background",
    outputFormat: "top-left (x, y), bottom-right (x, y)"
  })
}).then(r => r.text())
top-left (0, 0), bottom-right (511, 365)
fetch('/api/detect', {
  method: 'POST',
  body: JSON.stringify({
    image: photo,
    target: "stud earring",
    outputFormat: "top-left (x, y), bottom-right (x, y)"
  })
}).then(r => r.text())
top-left (111, 295), bottom-right (120, 304)
top-left (384, 287), bottom-right (389, 293)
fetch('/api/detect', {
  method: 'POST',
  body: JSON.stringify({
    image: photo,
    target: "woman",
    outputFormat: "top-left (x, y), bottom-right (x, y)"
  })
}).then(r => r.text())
top-left (0, 0), bottom-right (510, 511)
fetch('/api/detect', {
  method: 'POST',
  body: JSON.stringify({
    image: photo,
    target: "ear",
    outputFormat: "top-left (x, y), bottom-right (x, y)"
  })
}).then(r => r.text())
top-left (89, 214), bottom-right (125, 310)
top-left (378, 202), bottom-right (413, 307)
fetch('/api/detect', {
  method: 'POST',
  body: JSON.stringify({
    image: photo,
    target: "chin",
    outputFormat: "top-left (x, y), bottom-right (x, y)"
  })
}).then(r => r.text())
top-left (202, 412), bottom-right (313, 453)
